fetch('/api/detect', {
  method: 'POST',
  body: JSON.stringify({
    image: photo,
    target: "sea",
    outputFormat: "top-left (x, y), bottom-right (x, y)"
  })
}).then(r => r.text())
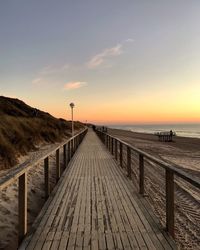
top-left (109, 123), bottom-right (200, 139)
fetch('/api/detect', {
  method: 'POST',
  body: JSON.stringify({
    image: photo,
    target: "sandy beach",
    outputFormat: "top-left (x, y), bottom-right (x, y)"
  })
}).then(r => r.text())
top-left (0, 140), bottom-right (67, 250)
top-left (108, 128), bottom-right (200, 249)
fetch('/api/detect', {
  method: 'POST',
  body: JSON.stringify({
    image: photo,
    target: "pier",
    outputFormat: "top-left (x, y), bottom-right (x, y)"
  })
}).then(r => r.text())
top-left (1, 128), bottom-right (200, 249)
top-left (19, 129), bottom-right (176, 249)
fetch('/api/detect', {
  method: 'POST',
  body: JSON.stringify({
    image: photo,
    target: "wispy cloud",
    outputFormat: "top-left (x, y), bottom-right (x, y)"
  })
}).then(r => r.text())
top-left (64, 81), bottom-right (87, 90)
top-left (87, 44), bottom-right (123, 69)
top-left (125, 38), bottom-right (134, 43)
top-left (32, 78), bottom-right (42, 84)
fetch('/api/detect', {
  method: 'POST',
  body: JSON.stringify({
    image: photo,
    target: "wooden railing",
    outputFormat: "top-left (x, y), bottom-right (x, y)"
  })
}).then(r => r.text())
top-left (95, 129), bottom-right (200, 238)
top-left (0, 128), bottom-right (87, 244)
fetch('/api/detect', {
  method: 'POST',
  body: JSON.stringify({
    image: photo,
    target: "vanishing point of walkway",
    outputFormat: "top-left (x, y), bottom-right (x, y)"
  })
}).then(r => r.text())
top-left (20, 129), bottom-right (176, 250)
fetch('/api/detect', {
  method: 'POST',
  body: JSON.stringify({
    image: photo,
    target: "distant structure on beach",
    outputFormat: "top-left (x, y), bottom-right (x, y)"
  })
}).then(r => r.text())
top-left (155, 130), bottom-right (176, 142)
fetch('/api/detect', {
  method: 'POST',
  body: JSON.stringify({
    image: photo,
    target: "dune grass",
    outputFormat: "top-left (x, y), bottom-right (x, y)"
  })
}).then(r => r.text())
top-left (0, 96), bottom-right (84, 169)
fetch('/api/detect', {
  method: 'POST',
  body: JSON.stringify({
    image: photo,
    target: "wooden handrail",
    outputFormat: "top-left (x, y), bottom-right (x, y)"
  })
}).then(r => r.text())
top-left (95, 129), bottom-right (200, 238)
top-left (0, 128), bottom-right (87, 190)
top-left (96, 131), bottom-right (200, 188)
top-left (0, 128), bottom-right (87, 244)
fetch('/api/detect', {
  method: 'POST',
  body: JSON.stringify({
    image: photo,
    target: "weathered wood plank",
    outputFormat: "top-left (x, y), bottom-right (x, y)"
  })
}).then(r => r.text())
top-left (18, 172), bottom-right (27, 244)
top-left (44, 157), bottom-right (50, 199)
top-left (56, 149), bottom-right (60, 182)
top-left (20, 129), bottom-right (176, 250)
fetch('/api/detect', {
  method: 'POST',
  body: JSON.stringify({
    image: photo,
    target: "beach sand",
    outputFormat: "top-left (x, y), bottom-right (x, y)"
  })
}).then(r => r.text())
top-left (108, 128), bottom-right (200, 249)
top-left (0, 141), bottom-right (66, 250)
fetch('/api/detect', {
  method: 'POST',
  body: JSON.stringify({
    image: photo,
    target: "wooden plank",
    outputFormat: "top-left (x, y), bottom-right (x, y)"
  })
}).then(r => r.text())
top-left (25, 156), bottom-right (81, 249)
top-left (58, 231), bottom-right (69, 250)
top-left (115, 139), bottom-right (118, 161)
top-left (102, 161), bottom-right (132, 249)
top-left (41, 231), bottom-right (54, 249)
top-left (107, 160), bottom-right (155, 249)
top-left (111, 138), bottom-right (114, 155)
top-left (50, 231), bottom-right (62, 250)
top-left (56, 149), bottom-right (60, 182)
top-left (127, 146), bottom-right (131, 178)
top-left (57, 158), bottom-right (84, 248)
top-left (19, 129), bottom-right (177, 250)
top-left (44, 157), bottom-right (50, 199)
top-left (19, 154), bottom-right (81, 249)
top-left (104, 163), bottom-right (142, 249)
top-left (120, 142), bottom-right (123, 168)
top-left (63, 144), bottom-right (67, 169)
top-left (139, 154), bottom-right (144, 195)
top-left (18, 172), bottom-right (27, 244)
top-left (68, 141), bottom-right (71, 163)
top-left (166, 169), bottom-right (175, 238)
top-left (83, 158), bottom-right (91, 250)
top-left (109, 157), bottom-right (172, 249)
top-left (67, 171), bottom-right (85, 249)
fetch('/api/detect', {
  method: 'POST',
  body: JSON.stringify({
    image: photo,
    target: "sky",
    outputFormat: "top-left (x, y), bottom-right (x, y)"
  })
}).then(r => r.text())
top-left (0, 0), bottom-right (200, 125)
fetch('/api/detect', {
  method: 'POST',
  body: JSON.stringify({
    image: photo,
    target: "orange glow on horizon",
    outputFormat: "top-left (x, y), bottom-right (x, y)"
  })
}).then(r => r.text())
top-left (51, 108), bottom-right (200, 125)
top-left (22, 80), bottom-right (200, 126)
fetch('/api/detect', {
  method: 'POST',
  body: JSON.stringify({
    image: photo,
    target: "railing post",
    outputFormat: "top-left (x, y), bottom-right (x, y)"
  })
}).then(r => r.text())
top-left (120, 142), bottom-right (123, 167)
top-left (73, 138), bottom-right (75, 153)
top-left (56, 149), bottom-right (60, 182)
top-left (68, 141), bottom-right (70, 159)
top-left (74, 137), bottom-right (76, 150)
top-left (106, 135), bottom-right (109, 148)
top-left (75, 137), bottom-right (77, 150)
top-left (44, 157), bottom-right (50, 199)
top-left (111, 138), bottom-right (114, 154)
top-left (139, 154), bottom-right (144, 195)
top-left (79, 134), bottom-right (81, 145)
top-left (71, 139), bottom-right (73, 155)
top-left (18, 173), bottom-right (27, 244)
top-left (127, 146), bottom-right (131, 178)
top-left (78, 135), bottom-right (80, 146)
top-left (115, 139), bottom-right (118, 160)
top-left (71, 140), bottom-right (73, 156)
top-left (70, 140), bottom-right (73, 156)
top-left (166, 169), bottom-right (175, 238)
top-left (63, 144), bottom-right (67, 169)
top-left (68, 141), bottom-right (72, 162)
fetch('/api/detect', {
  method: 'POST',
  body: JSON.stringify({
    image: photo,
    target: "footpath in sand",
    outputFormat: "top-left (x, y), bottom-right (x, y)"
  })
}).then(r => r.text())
top-left (108, 128), bottom-right (200, 250)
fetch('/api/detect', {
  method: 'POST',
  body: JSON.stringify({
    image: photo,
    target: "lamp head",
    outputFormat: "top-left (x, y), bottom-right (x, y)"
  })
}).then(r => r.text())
top-left (70, 102), bottom-right (75, 108)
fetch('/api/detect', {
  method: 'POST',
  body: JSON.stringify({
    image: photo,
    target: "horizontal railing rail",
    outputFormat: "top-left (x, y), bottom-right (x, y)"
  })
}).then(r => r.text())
top-left (95, 129), bottom-right (200, 239)
top-left (0, 128), bottom-right (87, 244)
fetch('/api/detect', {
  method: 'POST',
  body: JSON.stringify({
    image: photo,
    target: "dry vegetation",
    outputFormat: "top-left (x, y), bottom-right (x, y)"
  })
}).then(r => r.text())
top-left (0, 96), bottom-right (84, 169)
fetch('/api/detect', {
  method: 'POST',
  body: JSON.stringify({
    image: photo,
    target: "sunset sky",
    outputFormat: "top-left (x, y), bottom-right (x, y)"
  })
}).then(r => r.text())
top-left (1, 1), bottom-right (200, 124)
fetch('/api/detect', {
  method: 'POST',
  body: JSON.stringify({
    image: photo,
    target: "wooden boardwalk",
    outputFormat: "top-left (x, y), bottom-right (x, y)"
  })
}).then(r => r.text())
top-left (20, 129), bottom-right (176, 250)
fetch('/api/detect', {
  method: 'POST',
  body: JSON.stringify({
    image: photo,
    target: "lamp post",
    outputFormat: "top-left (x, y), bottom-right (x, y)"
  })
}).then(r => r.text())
top-left (69, 102), bottom-right (75, 137)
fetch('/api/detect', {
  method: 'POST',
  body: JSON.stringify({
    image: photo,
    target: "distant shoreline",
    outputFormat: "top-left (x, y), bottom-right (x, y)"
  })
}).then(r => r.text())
top-left (107, 127), bottom-right (200, 161)
top-left (107, 123), bottom-right (200, 139)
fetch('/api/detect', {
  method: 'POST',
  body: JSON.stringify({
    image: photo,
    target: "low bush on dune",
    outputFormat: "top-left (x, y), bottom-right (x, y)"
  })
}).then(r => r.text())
top-left (0, 96), bottom-right (84, 169)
